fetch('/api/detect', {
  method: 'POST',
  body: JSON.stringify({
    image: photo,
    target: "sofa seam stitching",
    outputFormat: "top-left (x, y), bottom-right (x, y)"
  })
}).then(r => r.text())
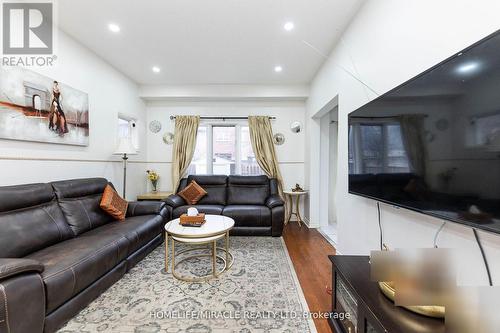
top-left (43, 239), bottom-right (125, 279)
top-left (0, 284), bottom-right (10, 333)
top-left (69, 267), bottom-right (76, 296)
top-left (78, 201), bottom-right (93, 230)
top-left (41, 206), bottom-right (64, 241)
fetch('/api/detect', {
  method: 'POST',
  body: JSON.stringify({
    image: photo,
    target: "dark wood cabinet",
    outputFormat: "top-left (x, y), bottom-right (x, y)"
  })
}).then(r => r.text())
top-left (328, 255), bottom-right (445, 333)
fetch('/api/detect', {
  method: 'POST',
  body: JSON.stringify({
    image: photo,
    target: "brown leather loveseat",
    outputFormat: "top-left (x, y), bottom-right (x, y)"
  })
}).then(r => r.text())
top-left (0, 178), bottom-right (167, 333)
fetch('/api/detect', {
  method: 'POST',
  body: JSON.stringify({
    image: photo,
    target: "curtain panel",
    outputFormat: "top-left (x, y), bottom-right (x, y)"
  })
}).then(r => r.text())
top-left (171, 115), bottom-right (200, 191)
top-left (399, 115), bottom-right (426, 177)
top-left (248, 116), bottom-right (285, 199)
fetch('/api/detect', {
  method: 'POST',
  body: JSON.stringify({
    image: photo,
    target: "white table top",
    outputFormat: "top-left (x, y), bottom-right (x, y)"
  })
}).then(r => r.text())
top-left (165, 214), bottom-right (235, 238)
top-left (283, 190), bottom-right (308, 195)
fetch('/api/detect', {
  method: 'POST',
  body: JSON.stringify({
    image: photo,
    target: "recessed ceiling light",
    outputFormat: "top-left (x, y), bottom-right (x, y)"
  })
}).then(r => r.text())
top-left (108, 23), bottom-right (120, 33)
top-left (283, 21), bottom-right (295, 31)
top-left (152, 66), bottom-right (161, 73)
top-left (457, 62), bottom-right (479, 74)
top-left (274, 65), bottom-right (283, 73)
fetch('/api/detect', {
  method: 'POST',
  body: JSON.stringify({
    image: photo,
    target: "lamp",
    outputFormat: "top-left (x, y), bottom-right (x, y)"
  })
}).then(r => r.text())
top-left (113, 138), bottom-right (137, 198)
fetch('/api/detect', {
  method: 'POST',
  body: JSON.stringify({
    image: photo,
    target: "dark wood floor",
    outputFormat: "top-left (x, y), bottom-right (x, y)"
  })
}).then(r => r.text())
top-left (283, 222), bottom-right (336, 333)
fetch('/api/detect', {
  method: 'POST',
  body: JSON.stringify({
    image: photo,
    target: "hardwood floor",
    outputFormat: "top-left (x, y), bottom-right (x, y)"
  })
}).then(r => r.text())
top-left (283, 222), bottom-right (336, 333)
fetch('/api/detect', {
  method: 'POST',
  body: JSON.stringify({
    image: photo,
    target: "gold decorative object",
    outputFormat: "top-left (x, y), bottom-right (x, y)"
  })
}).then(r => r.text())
top-left (291, 183), bottom-right (304, 192)
top-left (375, 244), bottom-right (445, 318)
top-left (378, 281), bottom-right (445, 318)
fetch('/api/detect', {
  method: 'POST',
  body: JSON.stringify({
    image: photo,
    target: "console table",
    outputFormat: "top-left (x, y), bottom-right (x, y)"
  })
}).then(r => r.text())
top-left (328, 255), bottom-right (445, 333)
top-left (137, 191), bottom-right (172, 201)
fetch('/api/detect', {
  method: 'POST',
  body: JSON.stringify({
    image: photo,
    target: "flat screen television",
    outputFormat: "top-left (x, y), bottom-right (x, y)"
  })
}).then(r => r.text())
top-left (348, 30), bottom-right (500, 234)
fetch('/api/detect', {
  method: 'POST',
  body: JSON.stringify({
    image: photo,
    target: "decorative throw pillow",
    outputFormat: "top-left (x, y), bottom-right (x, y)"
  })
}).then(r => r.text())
top-left (178, 180), bottom-right (207, 205)
top-left (100, 185), bottom-right (128, 220)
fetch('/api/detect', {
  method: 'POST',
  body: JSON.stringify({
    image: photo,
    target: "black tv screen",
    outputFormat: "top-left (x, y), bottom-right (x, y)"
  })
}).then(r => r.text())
top-left (348, 30), bottom-right (500, 234)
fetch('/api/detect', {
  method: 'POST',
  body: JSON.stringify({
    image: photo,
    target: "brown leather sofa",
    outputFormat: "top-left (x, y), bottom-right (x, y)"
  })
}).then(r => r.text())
top-left (164, 175), bottom-right (285, 236)
top-left (0, 178), bottom-right (167, 333)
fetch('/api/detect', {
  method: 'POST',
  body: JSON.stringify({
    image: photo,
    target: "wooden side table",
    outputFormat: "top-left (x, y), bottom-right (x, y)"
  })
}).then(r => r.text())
top-left (283, 190), bottom-right (308, 227)
top-left (137, 191), bottom-right (172, 201)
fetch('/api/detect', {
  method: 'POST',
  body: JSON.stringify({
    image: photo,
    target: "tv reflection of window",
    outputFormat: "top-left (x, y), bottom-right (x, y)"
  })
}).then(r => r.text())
top-left (349, 122), bottom-right (410, 174)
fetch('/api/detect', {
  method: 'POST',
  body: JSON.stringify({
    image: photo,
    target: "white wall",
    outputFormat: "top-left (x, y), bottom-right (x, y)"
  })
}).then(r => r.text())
top-left (306, 0), bottom-right (500, 285)
top-left (144, 100), bottom-right (306, 205)
top-left (0, 30), bottom-right (148, 199)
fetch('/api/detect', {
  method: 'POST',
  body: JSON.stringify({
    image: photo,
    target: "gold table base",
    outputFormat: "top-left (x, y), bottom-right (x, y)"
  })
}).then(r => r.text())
top-left (164, 231), bottom-right (234, 282)
top-left (285, 194), bottom-right (304, 227)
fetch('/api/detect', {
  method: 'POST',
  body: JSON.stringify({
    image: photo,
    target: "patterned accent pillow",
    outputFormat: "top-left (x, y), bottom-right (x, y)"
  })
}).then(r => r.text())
top-left (100, 185), bottom-right (128, 220)
top-left (178, 180), bottom-right (207, 205)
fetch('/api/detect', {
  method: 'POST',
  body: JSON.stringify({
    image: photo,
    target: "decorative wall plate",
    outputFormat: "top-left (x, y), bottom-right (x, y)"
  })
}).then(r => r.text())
top-left (435, 118), bottom-right (449, 131)
top-left (273, 133), bottom-right (285, 145)
top-left (149, 120), bottom-right (162, 133)
top-left (163, 132), bottom-right (174, 145)
top-left (290, 121), bottom-right (302, 133)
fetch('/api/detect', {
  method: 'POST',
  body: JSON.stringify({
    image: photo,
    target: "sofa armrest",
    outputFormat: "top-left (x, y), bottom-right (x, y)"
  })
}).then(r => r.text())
top-left (0, 258), bottom-right (45, 333)
top-left (164, 194), bottom-right (186, 209)
top-left (266, 195), bottom-right (284, 209)
top-left (127, 201), bottom-right (166, 217)
top-left (0, 258), bottom-right (44, 280)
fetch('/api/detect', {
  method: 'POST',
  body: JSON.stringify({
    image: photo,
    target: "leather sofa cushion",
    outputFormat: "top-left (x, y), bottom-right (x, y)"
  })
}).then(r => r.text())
top-left (83, 215), bottom-right (164, 255)
top-left (222, 205), bottom-right (271, 227)
top-left (58, 195), bottom-right (114, 236)
top-left (26, 230), bottom-right (129, 313)
top-left (173, 205), bottom-right (224, 219)
top-left (0, 183), bottom-right (73, 258)
top-left (26, 213), bottom-right (163, 313)
top-left (51, 178), bottom-right (109, 199)
top-left (52, 178), bottom-right (113, 235)
top-left (227, 175), bottom-right (270, 205)
top-left (186, 175), bottom-right (227, 205)
top-left (0, 183), bottom-right (54, 212)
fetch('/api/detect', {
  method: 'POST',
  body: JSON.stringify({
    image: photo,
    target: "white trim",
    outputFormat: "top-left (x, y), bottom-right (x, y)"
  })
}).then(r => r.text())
top-left (280, 237), bottom-right (318, 333)
top-left (317, 228), bottom-right (339, 249)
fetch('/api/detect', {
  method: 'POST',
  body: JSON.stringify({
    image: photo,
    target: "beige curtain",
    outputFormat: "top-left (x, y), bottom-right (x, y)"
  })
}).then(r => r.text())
top-left (399, 115), bottom-right (427, 177)
top-left (171, 115), bottom-right (200, 191)
top-left (248, 116), bottom-right (284, 199)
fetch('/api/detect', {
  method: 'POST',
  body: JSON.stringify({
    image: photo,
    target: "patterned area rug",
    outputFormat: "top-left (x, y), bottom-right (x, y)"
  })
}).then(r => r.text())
top-left (59, 237), bottom-right (317, 333)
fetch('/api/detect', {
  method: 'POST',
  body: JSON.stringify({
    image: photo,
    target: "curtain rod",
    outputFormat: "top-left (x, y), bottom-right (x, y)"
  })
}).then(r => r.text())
top-left (169, 116), bottom-right (276, 121)
top-left (350, 115), bottom-right (428, 119)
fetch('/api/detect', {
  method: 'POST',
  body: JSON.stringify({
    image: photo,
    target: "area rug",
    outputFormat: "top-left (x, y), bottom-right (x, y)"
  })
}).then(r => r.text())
top-left (59, 237), bottom-right (317, 333)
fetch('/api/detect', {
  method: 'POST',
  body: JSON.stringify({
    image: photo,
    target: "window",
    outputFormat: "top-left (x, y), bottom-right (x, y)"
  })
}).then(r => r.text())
top-left (117, 115), bottom-right (139, 150)
top-left (349, 122), bottom-right (409, 174)
top-left (188, 124), bottom-right (263, 176)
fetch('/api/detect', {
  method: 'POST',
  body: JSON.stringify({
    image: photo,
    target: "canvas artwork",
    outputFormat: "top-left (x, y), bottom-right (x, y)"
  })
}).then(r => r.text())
top-left (0, 66), bottom-right (89, 146)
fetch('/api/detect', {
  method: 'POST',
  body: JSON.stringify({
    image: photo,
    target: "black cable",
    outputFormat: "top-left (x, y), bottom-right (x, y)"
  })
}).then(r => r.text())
top-left (472, 228), bottom-right (493, 286)
top-left (377, 202), bottom-right (383, 251)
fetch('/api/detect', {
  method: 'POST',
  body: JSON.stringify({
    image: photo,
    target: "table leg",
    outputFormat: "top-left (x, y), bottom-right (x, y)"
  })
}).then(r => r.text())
top-left (171, 238), bottom-right (175, 274)
top-left (295, 195), bottom-right (303, 227)
top-left (212, 241), bottom-right (217, 277)
top-left (225, 231), bottom-right (229, 266)
top-left (164, 232), bottom-right (169, 272)
top-left (286, 194), bottom-right (293, 224)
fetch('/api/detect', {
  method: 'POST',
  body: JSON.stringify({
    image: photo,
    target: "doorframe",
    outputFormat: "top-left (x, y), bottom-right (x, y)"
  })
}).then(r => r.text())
top-left (308, 95), bottom-right (339, 228)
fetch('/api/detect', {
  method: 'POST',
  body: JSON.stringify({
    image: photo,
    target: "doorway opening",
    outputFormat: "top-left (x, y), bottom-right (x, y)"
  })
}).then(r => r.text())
top-left (318, 106), bottom-right (338, 245)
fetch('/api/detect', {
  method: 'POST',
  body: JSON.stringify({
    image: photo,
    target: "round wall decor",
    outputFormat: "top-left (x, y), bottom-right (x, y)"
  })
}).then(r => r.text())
top-left (290, 121), bottom-right (302, 133)
top-left (273, 133), bottom-right (285, 145)
top-left (163, 132), bottom-right (174, 145)
top-left (435, 118), bottom-right (449, 131)
top-left (149, 120), bottom-right (162, 133)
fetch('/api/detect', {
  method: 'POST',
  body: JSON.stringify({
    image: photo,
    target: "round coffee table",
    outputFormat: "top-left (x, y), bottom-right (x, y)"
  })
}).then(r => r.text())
top-left (164, 215), bottom-right (235, 282)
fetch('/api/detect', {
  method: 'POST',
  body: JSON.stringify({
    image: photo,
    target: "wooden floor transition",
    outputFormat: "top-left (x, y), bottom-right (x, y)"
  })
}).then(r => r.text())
top-left (283, 222), bottom-right (336, 333)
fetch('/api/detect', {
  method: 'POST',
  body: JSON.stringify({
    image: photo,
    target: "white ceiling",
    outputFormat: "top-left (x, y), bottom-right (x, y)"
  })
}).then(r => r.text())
top-left (58, 0), bottom-right (365, 85)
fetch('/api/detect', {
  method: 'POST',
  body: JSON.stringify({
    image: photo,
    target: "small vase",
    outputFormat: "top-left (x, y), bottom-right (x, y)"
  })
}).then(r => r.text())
top-left (151, 180), bottom-right (158, 192)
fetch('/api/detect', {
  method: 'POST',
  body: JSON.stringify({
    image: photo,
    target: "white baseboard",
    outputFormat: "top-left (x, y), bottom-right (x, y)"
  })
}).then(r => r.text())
top-left (302, 217), bottom-right (320, 228)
